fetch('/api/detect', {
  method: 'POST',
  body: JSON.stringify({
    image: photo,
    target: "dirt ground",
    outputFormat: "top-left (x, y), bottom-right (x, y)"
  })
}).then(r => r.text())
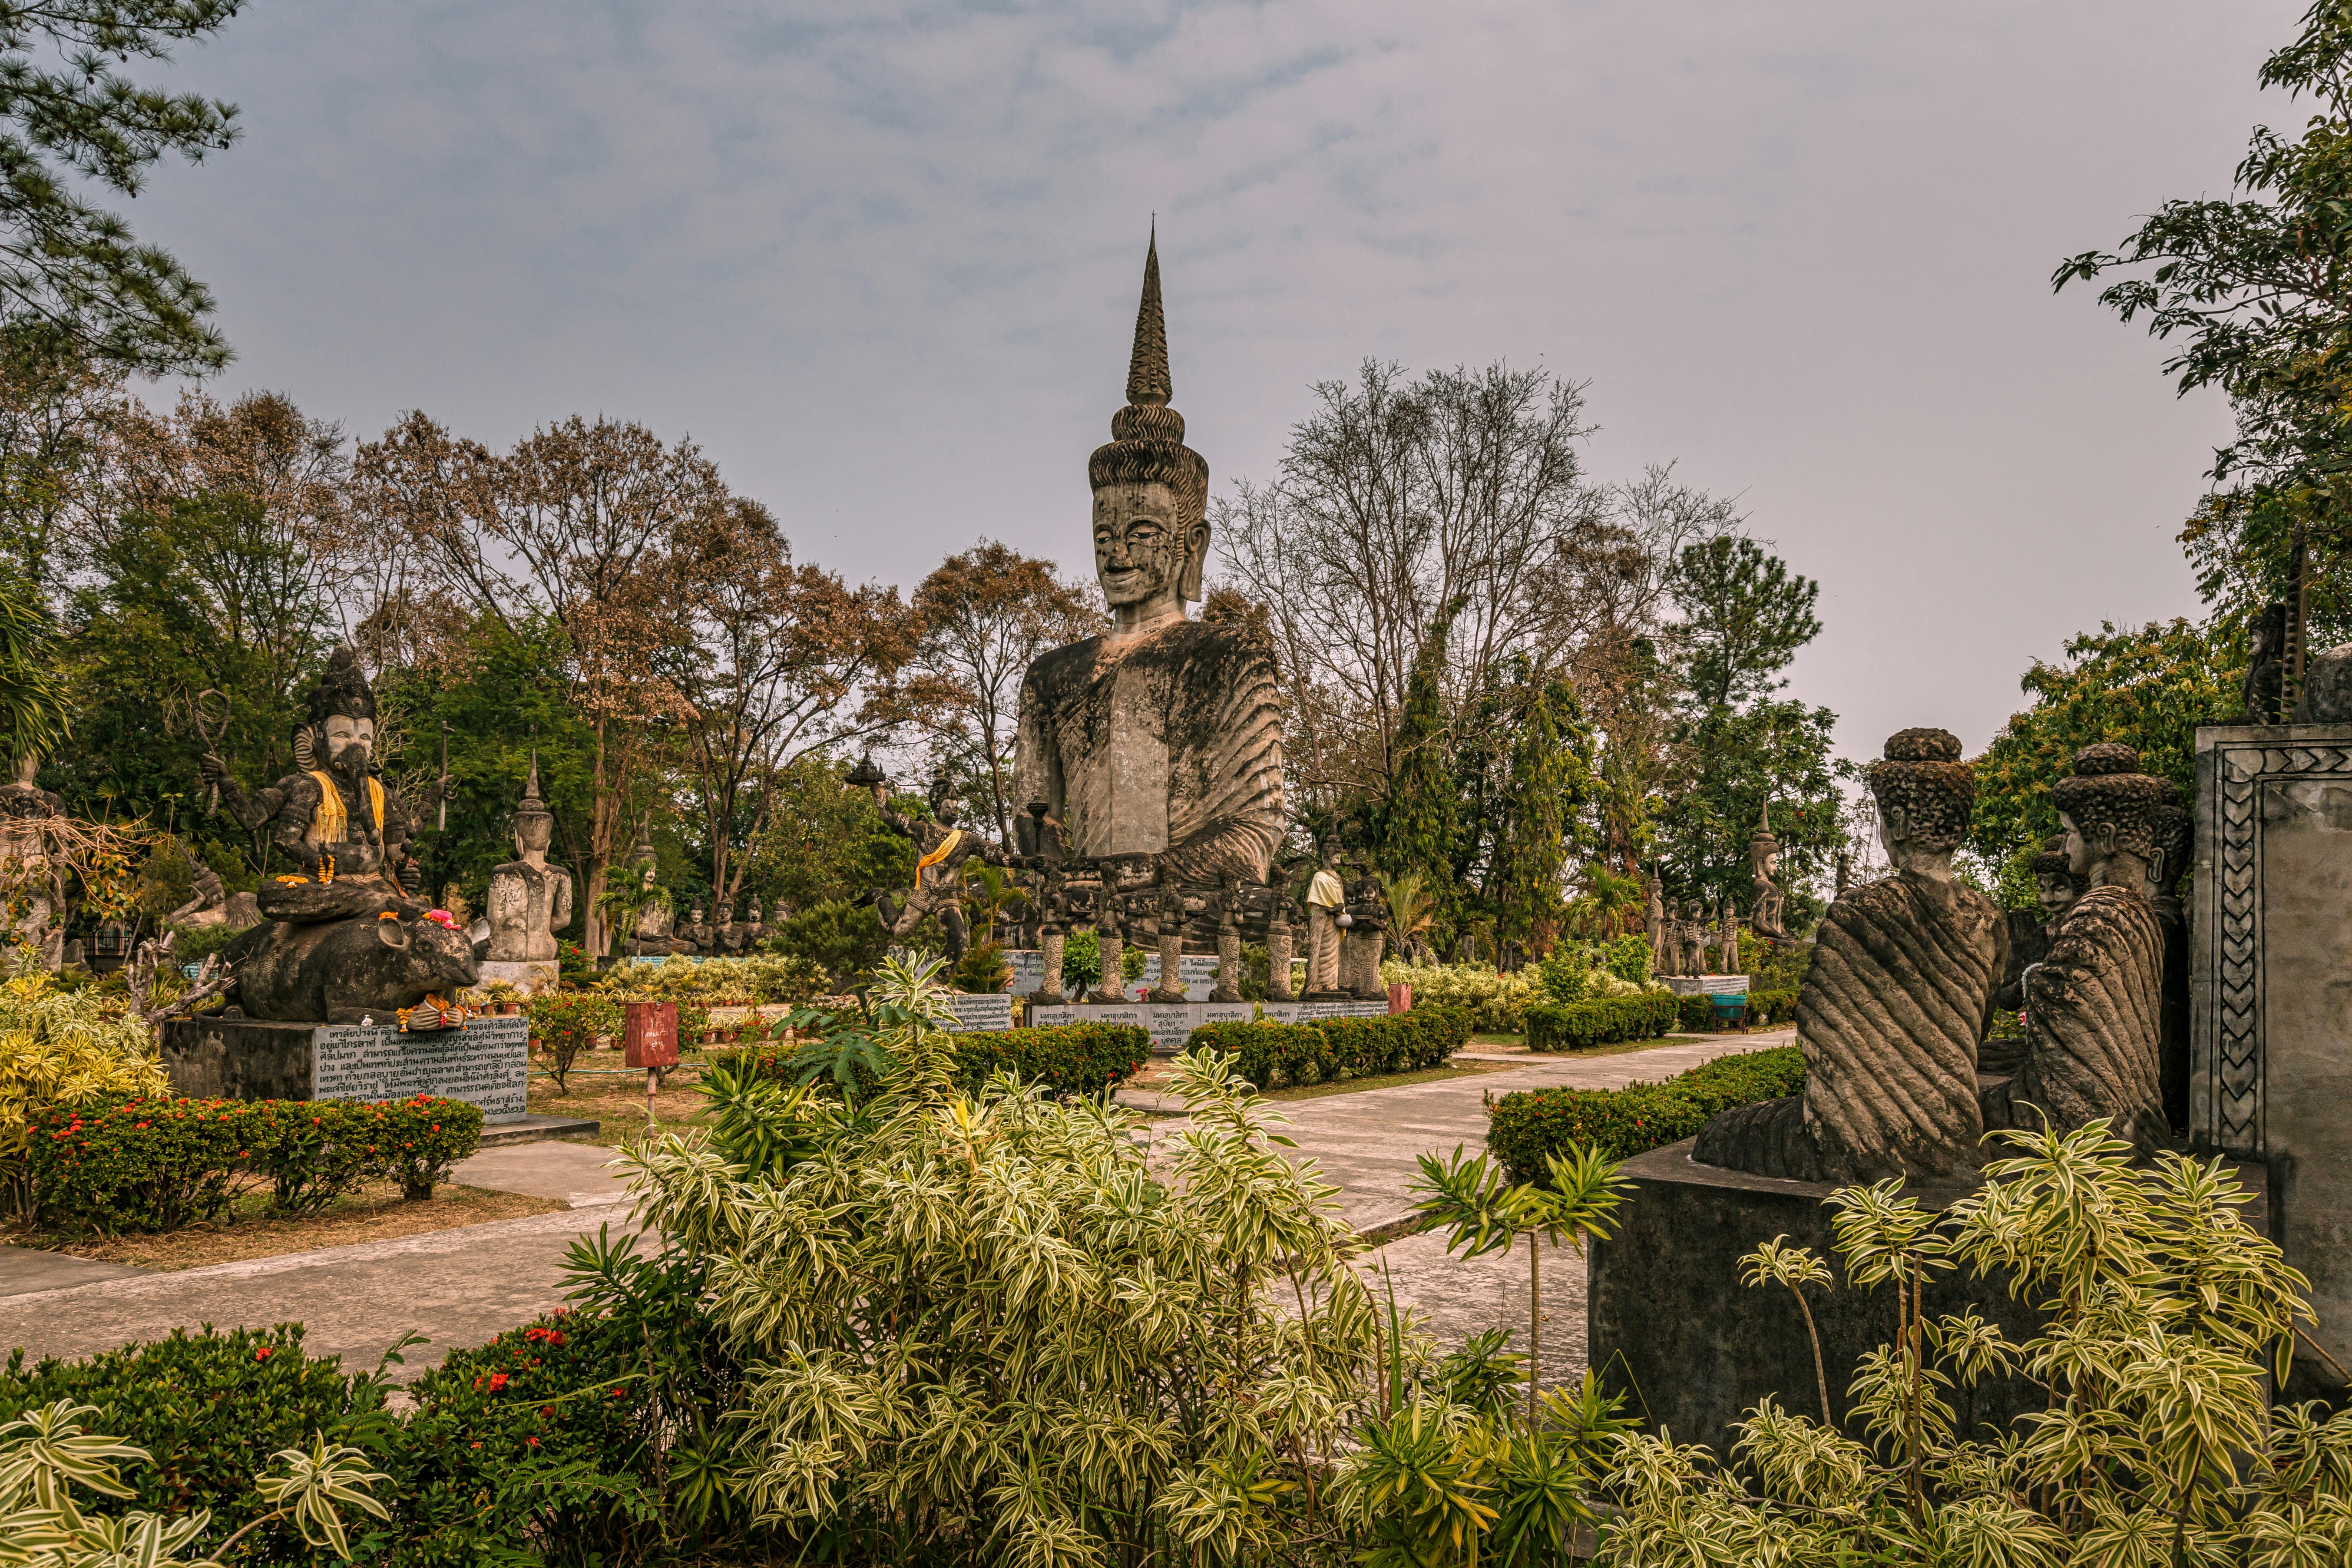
top-left (1, 1181), bottom-right (566, 1271)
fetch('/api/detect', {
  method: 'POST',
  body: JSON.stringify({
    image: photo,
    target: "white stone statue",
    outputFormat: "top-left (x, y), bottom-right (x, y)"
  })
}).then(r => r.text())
top-left (0, 758), bottom-right (66, 969)
top-left (1303, 839), bottom-right (1346, 998)
top-left (481, 758), bottom-right (572, 992)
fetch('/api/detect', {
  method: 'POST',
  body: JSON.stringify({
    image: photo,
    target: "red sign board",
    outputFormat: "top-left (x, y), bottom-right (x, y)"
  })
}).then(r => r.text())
top-left (624, 1001), bottom-right (679, 1068)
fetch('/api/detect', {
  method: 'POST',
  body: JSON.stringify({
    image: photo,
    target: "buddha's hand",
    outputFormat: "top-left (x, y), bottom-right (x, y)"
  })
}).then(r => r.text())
top-left (398, 858), bottom-right (424, 894)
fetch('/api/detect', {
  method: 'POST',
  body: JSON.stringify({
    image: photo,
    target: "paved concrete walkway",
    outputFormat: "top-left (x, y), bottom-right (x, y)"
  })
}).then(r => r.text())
top-left (0, 1141), bottom-right (636, 1382)
top-left (0, 1032), bottom-right (1791, 1386)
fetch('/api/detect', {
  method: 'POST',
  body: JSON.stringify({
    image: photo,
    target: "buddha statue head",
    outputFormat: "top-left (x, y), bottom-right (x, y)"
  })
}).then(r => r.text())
top-left (304, 645), bottom-right (378, 787)
top-left (2147, 783), bottom-right (2193, 902)
top-left (1864, 728), bottom-right (1972, 882)
top-left (511, 754), bottom-right (552, 863)
top-left (2031, 833), bottom-right (2082, 923)
top-left (2054, 742), bottom-right (2168, 892)
top-left (1089, 228), bottom-right (1210, 637)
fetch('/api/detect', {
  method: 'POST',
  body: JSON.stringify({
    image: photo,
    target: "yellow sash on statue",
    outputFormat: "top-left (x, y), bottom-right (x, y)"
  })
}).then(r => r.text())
top-left (915, 828), bottom-right (963, 877)
top-left (308, 772), bottom-right (386, 845)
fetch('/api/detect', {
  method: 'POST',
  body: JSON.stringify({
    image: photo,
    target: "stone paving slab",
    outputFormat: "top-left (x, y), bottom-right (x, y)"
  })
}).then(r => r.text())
top-left (0, 1245), bottom-right (150, 1298)
top-left (451, 1139), bottom-right (633, 1207)
top-left (0, 1205), bottom-right (633, 1383)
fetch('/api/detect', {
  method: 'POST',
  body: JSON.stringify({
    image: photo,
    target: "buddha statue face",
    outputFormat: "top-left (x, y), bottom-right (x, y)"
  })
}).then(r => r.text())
top-left (514, 809), bottom-right (552, 860)
top-left (1092, 480), bottom-right (1202, 622)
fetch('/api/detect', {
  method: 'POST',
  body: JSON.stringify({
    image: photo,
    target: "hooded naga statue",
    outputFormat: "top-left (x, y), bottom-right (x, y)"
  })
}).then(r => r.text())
top-left (1010, 229), bottom-right (1285, 893)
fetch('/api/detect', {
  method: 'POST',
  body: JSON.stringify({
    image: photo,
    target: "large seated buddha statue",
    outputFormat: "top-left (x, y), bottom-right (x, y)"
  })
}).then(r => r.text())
top-left (1982, 743), bottom-right (2168, 1150)
top-left (1011, 233), bottom-right (1284, 890)
top-left (1695, 729), bottom-right (2007, 1184)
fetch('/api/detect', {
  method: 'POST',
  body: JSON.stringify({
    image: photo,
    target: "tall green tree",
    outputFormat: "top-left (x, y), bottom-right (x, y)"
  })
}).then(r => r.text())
top-left (1653, 537), bottom-right (1843, 926)
top-left (1970, 618), bottom-right (2240, 884)
top-left (2057, 1), bottom-right (2352, 639)
top-left (1479, 669), bottom-right (1596, 949)
top-left (1372, 604), bottom-right (1463, 903)
top-left (0, 3), bottom-right (246, 374)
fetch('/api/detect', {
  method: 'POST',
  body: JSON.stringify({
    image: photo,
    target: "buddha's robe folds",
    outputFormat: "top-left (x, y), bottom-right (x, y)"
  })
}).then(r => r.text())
top-left (1012, 619), bottom-right (1284, 883)
top-left (1696, 870), bottom-right (2004, 1184)
top-left (1985, 885), bottom-right (2166, 1148)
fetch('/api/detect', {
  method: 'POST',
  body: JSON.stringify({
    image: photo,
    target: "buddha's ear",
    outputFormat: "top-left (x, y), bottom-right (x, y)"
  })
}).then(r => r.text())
top-left (1180, 519), bottom-right (1209, 602)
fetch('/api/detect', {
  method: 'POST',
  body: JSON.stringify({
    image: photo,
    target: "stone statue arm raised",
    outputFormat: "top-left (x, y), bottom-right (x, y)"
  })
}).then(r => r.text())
top-left (200, 752), bottom-right (282, 835)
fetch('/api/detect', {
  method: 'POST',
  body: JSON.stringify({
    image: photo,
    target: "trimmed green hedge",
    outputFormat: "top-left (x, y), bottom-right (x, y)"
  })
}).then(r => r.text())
top-left (1676, 993), bottom-right (1714, 1033)
top-left (1747, 987), bottom-right (1798, 1027)
top-left (1522, 994), bottom-right (1677, 1052)
top-left (709, 1019), bottom-right (1151, 1099)
top-left (1485, 1046), bottom-right (1805, 1182)
top-left (1185, 1006), bottom-right (1471, 1089)
top-left (27, 1094), bottom-right (486, 1233)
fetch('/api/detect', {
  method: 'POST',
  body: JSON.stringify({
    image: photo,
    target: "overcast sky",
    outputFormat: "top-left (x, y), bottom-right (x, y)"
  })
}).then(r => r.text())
top-left (123, 1), bottom-right (2294, 763)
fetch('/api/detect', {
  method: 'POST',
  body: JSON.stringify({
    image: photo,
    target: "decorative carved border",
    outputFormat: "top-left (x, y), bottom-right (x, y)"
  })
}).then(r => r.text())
top-left (2195, 732), bottom-right (2352, 1156)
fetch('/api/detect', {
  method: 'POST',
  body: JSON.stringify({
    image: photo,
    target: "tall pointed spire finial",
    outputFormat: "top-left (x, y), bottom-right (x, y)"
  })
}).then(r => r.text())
top-left (521, 750), bottom-right (543, 807)
top-left (1125, 219), bottom-right (1171, 409)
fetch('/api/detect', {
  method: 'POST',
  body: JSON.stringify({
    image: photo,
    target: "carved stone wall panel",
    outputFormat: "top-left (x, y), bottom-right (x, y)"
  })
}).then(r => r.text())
top-left (2192, 724), bottom-right (2352, 1395)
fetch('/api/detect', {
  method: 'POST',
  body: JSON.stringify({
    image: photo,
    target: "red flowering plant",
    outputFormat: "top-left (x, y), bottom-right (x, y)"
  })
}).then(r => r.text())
top-left (25, 1094), bottom-right (485, 1233)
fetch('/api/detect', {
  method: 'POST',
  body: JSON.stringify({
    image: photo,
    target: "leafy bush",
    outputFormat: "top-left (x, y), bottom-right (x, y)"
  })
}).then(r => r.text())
top-left (1746, 986), bottom-right (1797, 1027)
top-left (1604, 933), bottom-right (1654, 985)
top-left (1522, 993), bottom-right (1676, 1052)
top-left (27, 1095), bottom-right (485, 1232)
top-left (0, 972), bottom-right (167, 1214)
top-left (599, 952), bottom-right (829, 1007)
top-left (1186, 1006), bottom-right (1465, 1089)
top-left (1676, 992), bottom-right (1714, 1033)
top-left (166, 920), bottom-right (251, 962)
top-left (951, 940), bottom-right (1011, 994)
top-left (526, 992), bottom-right (620, 1093)
top-left (1485, 1046), bottom-right (1805, 1180)
top-left (623, 960), bottom-right (1389, 1565)
top-left (767, 897), bottom-right (888, 983)
top-left (709, 1019), bottom-right (1152, 1100)
top-left (1376, 961), bottom-right (1545, 1032)
top-left (1057, 928), bottom-right (1149, 993)
top-left (0, 1323), bottom-right (389, 1562)
top-left (1601, 1125), bottom-right (2352, 1566)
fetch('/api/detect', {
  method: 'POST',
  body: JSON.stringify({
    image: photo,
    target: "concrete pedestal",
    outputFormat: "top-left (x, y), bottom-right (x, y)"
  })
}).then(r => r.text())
top-left (1025, 998), bottom-right (1390, 1055)
top-left (477, 959), bottom-right (559, 995)
top-left (1588, 1137), bottom-right (2265, 1455)
top-left (161, 1014), bottom-right (529, 1123)
top-left (1659, 974), bottom-right (1747, 997)
top-left (2193, 722), bottom-right (2352, 1396)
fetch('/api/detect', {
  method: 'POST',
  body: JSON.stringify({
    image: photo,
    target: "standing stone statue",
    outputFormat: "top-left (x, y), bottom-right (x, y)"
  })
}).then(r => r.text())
top-left (1644, 873), bottom-right (1670, 976)
top-left (865, 770), bottom-right (1003, 962)
top-left (199, 648), bottom-right (476, 1022)
top-left (1089, 878), bottom-right (1131, 1004)
top-left (1211, 873), bottom-right (1246, 1003)
top-left (1010, 231), bottom-right (1285, 883)
top-left (744, 897), bottom-right (767, 949)
top-left (1748, 803), bottom-right (1788, 941)
top-left (1714, 902), bottom-right (1741, 973)
top-left (676, 903), bottom-right (712, 954)
top-left (1034, 864), bottom-right (1072, 1005)
top-left (1343, 859), bottom-right (1390, 1001)
top-left (1992, 834), bottom-right (2079, 1016)
top-left (1984, 744), bottom-right (2169, 1150)
top-left (483, 758), bottom-right (573, 992)
top-left (2147, 788), bottom-right (2193, 1135)
top-left (1833, 847), bottom-right (1852, 900)
top-left (0, 759), bottom-right (66, 968)
top-left (1695, 729), bottom-right (2006, 1184)
top-left (712, 899), bottom-right (748, 957)
top-left (1678, 899), bottom-right (1706, 979)
top-left (1303, 840), bottom-right (1347, 999)
top-left (1147, 860), bottom-right (1189, 1002)
top-left (1265, 891), bottom-right (1296, 1002)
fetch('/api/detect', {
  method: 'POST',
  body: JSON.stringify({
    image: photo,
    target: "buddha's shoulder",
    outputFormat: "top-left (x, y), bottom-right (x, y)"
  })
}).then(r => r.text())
top-left (1025, 619), bottom-right (1271, 688)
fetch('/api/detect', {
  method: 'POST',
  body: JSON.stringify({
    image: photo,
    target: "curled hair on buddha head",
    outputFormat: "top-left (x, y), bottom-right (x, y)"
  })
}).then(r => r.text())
top-left (304, 645), bottom-right (377, 726)
top-left (2147, 779), bottom-right (2193, 893)
top-left (2051, 743), bottom-right (2168, 859)
top-left (1088, 226), bottom-right (1212, 595)
top-left (1862, 728), bottom-right (1973, 852)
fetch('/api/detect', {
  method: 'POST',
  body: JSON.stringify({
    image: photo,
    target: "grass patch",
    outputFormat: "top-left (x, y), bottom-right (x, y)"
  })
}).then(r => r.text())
top-left (0, 1181), bottom-right (566, 1272)
top-left (1257, 1063), bottom-right (1525, 1102)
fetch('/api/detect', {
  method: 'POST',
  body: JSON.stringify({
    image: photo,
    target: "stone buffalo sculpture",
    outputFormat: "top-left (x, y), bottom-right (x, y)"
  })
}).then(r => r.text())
top-left (223, 908), bottom-right (481, 1024)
